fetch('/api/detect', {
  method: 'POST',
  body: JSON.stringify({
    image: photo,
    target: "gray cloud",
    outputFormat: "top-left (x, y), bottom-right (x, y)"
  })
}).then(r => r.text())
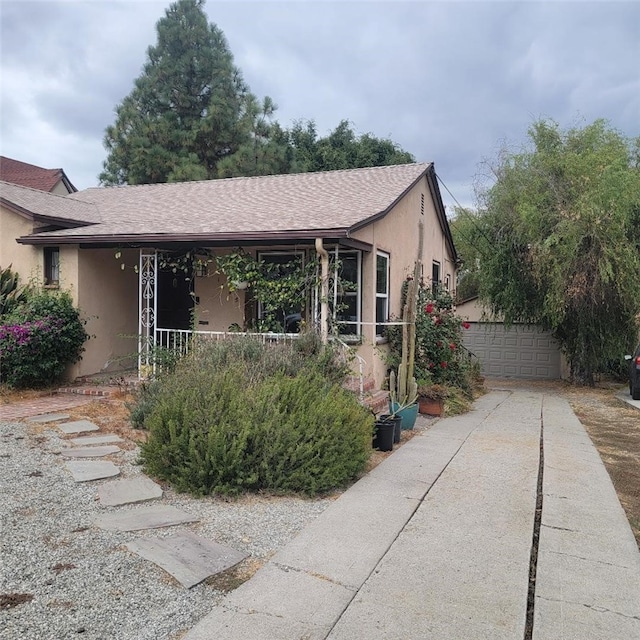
top-left (1, 0), bottom-right (638, 209)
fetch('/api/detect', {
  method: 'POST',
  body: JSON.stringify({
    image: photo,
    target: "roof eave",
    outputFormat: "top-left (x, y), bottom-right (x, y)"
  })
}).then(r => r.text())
top-left (17, 228), bottom-right (354, 246)
top-left (425, 166), bottom-right (459, 264)
top-left (347, 163), bottom-right (432, 234)
top-left (0, 197), bottom-right (95, 228)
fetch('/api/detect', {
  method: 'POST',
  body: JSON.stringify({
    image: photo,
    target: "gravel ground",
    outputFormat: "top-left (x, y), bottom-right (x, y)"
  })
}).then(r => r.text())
top-left (0, 418), bottom-right (334, 640)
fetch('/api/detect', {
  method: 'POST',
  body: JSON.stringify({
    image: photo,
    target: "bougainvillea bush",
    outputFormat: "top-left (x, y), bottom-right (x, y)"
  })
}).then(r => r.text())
top-left (0, 290), bottom-right (89, 388)
top-left (387, 281), bottom-right (474, 395)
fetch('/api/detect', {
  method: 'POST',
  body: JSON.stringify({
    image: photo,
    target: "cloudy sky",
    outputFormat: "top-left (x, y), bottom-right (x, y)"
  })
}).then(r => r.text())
top-left (1, 0), bottom-right (638, 209)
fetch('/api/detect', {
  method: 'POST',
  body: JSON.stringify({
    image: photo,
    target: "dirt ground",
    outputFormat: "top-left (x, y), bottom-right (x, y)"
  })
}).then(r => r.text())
top-left (488, 378), bottom-right (640, 548)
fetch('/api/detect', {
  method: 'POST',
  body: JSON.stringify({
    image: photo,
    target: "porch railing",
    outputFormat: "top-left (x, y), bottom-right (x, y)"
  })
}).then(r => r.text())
top-left (155, 328), bottom-right (300, 358)
top-left (152, 327), bottom-right (366, 403)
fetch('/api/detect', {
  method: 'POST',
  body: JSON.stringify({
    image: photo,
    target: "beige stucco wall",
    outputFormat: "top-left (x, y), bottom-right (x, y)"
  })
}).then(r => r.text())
top-left (50, 181), bottom-right (70, 196)
top-left (351, 176), bottom-right (457, 387)
top-left (455, 297), bottom-right (484, 322)
top-left (69, 248), bottom-right (139, 378)
top-left (0, 206), bottom-right (40, 283)
top-left (193, 249), bottom-right (248, 332)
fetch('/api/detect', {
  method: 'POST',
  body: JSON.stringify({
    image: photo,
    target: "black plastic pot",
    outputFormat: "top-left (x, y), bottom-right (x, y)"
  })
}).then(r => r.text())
top-left (380, 414), bottom-right (402, 444)
top-left (373, 417), bottom-right (395, 452)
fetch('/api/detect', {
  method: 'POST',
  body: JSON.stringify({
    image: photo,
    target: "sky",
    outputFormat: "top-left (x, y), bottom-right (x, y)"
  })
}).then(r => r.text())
top-left (1, 0), bottom-right (638, 211)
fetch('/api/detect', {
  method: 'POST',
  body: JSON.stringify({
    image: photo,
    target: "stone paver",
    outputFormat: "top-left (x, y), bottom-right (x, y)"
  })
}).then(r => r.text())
top-left (127, 530), bottom-right (248, 588)
top-left (26, 413), bottom-right (70, 423)
top-left (57, 419), bottom-right (100, 434)
top-left (68, 434), bottom-right (123, 446)
top-left (65, 460), bottom-right (121, 482)
top-left (0, 395), bottom-right (96, 421)
top-left (98, 476), bottom-right (163, 506)
top-left (61, 445), bottom-right (121, 458)
top-left (95, 505), bottom-right (198, 532)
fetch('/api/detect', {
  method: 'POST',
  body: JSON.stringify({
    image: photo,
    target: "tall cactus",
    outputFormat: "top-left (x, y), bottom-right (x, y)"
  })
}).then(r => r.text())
top-left (390, 220), bottom-right (423, 407)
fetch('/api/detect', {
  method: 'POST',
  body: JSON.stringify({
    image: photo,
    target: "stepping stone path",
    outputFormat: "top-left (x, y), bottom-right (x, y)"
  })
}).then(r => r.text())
top-left (26, 411), bottom-right (248, 589)
top-left (58, 419), bottom-right (100, 435)
top-left (61, 445), bottom-right (121, 458)
top-left (66, 460), bottom-right (121, 482)
top-left (98, 476), bottom-right (163, 506)
top-left (26, 413), bottom-right (70, 423)
top-left (127, 531), bottom-right (249, 588)
top-left (95, 505), bottom-right (198, 531)
top-left (69, 434), bottom-right (123, 446)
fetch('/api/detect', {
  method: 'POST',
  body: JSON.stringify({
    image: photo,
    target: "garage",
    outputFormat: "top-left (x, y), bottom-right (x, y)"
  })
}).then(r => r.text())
top-left (462, 322), bottom-right (562, 380)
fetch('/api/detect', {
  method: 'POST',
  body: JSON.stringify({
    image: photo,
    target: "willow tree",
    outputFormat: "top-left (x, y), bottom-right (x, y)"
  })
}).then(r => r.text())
top-left (100, 0), bottom-right (273, 185)
top-left (476, 119), bottom-right (640, 384)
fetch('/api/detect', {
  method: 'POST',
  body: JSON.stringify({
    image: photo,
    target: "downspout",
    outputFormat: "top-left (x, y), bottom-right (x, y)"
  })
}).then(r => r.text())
top-left (315, 238), bottom-right (329, 344)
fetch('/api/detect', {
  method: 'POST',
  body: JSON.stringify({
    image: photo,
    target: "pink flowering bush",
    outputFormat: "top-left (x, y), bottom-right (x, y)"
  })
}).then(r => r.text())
top-left (0, 290), bottom-right (88, 388)
top-left (387, 282), bottom-right (473, 394)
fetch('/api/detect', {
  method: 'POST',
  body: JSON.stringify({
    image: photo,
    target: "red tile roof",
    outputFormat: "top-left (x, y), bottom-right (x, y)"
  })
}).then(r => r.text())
top-left (0, 156), bottom-right (76, 193)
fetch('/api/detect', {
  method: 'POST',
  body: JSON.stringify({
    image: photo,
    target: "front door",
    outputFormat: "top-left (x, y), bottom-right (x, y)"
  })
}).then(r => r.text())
top-left (156, 269), bottom-right (193, 330)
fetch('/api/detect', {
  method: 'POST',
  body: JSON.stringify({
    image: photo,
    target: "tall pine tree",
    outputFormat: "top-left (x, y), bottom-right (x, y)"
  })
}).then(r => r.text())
top-left (100, 0), bottom-right (265, 185)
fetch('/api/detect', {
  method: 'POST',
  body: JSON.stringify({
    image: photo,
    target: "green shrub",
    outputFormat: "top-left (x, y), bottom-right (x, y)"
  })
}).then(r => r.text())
top-left (138, 338), bottom-right (373, 496)
top-left (0, 265), bottom-right (31, 316)
top-left (132, 334), bottom-right (350, 429)
top-left (387, 283), bottom-right (474, 397)
top-left (0, 290), bottom-right (89, 388)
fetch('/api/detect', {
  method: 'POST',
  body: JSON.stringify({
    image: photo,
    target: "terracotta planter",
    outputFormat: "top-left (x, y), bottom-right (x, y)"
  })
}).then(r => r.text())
top-left (418, 397), bottom-right (444, 416)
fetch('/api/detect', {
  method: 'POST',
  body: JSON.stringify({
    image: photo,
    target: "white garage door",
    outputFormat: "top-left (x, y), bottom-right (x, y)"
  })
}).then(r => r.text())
top-left (462, 322), bottom-right (561, 379)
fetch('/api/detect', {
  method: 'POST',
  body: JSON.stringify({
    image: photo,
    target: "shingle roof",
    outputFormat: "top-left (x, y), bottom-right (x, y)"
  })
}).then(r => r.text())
top-left (0, 181), bottom-right (100, 226)
top-left (8, 163), bottom-right (438, 245)
top-left (0, 156), bottom-right (76, 193)
top-left (36, 163), bottom-right (430, 242)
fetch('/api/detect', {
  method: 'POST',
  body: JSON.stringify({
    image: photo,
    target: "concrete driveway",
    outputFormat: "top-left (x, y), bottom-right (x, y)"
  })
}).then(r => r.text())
top-left (185, 390), bottom-right (640, 640)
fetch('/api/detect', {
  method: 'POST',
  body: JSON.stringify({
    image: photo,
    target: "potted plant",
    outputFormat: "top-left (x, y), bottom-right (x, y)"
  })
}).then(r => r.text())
top-left (389, 368), bottom-right (419, 430)
top-left (417, 383), bottom-right (448, 416)
top-left (372, 414), bottom-right (395, 451)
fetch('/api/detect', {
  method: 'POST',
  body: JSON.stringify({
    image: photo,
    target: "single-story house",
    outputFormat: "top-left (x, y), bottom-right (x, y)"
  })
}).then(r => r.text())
top-left (1, 162), bottom-right (458, 388)
top-left (456, 296), bottom-right (566, 380)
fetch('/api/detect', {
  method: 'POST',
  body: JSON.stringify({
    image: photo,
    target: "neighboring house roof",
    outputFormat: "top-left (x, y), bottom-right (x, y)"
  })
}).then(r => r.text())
top-left (0, 156), bottom-right (77, 193)
top-left (9, 163), bottom-right (457, 261)
top-left (0, 181), bottom-right (100, 227)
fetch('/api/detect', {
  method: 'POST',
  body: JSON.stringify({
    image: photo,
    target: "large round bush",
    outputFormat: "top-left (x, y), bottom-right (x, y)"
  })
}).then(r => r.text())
top-left (138, 338), bottom-right (373, 496)
top-left (0, 290), bottom-right (89, 388)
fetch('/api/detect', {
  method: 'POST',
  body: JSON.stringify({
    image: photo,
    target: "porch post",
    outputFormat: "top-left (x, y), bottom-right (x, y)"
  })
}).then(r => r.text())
top-left (138, 250), bottom-right (157, 378)
top-left (315, 238), bottom-right (329, 344)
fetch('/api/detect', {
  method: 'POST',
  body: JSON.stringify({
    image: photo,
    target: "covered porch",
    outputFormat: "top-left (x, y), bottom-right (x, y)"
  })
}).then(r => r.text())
top-left (133, 237), bottom-right (390, 389)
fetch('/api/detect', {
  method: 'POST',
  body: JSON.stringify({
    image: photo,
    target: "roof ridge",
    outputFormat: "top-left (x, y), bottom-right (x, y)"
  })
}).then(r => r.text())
top-left (81, 162), bottom-right (432, 193)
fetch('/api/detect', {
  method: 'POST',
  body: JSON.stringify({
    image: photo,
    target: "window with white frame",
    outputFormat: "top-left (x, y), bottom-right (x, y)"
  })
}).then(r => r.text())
top-left (376, 251), bottom-right (389, 337)
top-left (44, 247), bottom-right (60, 286)
top-left (432, 261), bottom-right (441, 295)
top-left (334, 250), bottom-right (361, 336)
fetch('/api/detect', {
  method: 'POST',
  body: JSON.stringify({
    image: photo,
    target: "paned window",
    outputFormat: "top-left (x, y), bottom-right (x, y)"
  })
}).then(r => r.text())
top-left (432, 261), bottom-right (441, 295)
top-left (257, 251), bottom-right (304, 332)
top-left (44, 247), bottom-right (60, 286)
top-left (335, 251), bottom-right (361, 336)
top-left (376, 252), bottom-right (390, 337)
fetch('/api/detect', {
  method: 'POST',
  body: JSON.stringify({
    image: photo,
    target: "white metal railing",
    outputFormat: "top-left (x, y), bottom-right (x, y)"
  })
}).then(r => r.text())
top-left (155, 328), bottom-right (300, 358)
top-left (152, 328), bottom-right (367, 403)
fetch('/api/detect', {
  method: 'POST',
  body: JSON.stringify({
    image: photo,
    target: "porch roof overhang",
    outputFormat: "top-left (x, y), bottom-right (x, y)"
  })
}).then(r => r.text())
top-left (17, 228), bottom-right (374, 252)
